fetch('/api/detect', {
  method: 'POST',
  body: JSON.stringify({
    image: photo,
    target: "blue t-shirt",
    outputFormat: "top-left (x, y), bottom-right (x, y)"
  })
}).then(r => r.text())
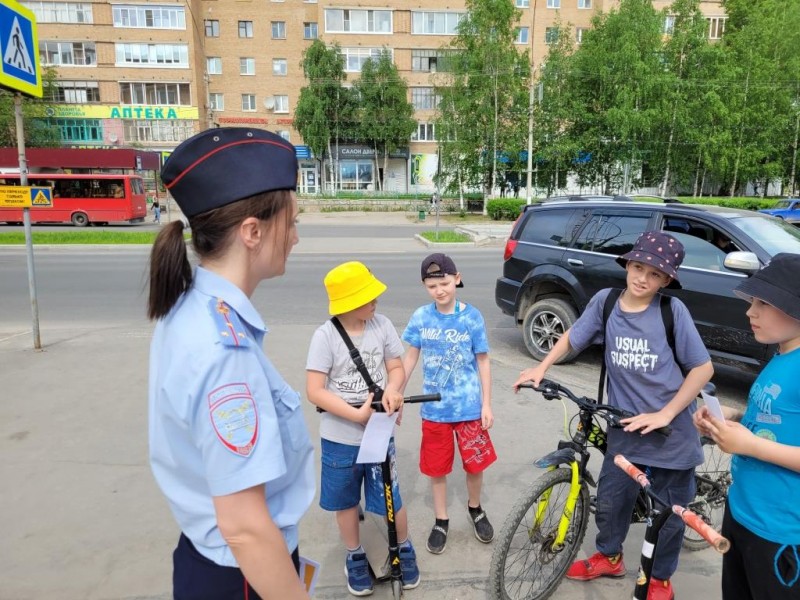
top-left (729, 347), bottom-right (800, 544)
top-left (402, 302), bottom-right (490, 423)
top-left (568, 289), bottom-right (710, 469)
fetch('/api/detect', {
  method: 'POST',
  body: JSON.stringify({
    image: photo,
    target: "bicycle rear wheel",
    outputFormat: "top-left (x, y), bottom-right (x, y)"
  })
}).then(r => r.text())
top-left (683, 437), bottom-right (732, 551)
top-left (489, 468), bottom-right (590, 600)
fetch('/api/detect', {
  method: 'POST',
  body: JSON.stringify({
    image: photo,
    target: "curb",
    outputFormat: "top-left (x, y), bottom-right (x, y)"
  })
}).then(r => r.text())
top-left (413, 233), bottom-right (475, 248)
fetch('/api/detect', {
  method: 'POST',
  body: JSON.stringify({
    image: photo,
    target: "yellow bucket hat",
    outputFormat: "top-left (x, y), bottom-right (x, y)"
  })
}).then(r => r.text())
top-left (324, 261), bottom-right (387, 315)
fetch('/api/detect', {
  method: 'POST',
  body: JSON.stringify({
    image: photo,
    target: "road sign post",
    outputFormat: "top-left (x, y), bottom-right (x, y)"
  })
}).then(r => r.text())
top-left (1, 0), bottom-right (42, 349)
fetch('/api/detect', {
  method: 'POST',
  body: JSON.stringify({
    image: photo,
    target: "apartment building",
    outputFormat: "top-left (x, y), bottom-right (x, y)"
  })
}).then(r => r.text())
top-left (26, 0), bottom-right (726, 193)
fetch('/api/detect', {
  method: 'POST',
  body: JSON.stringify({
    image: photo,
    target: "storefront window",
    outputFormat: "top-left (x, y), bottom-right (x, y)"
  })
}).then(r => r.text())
top-left (339, 160), bottom-right (373, 190)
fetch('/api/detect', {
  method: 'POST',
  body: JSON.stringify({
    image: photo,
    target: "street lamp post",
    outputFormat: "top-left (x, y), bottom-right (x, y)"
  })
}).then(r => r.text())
top-left (791, 98), bottom-right (799, 197)
top-left (525, 0), bottom-right (538, 204)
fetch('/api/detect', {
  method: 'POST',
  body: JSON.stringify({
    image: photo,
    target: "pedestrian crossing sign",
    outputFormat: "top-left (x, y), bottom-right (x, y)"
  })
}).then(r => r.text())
top-left (0, 0), bottom-right (41, 98)
top-left (31, 187), bottom-right (51, 206)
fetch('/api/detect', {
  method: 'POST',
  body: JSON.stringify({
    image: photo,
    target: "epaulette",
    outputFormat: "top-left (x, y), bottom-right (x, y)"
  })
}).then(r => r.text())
top-left (209, 298), bottom-right (250, 347)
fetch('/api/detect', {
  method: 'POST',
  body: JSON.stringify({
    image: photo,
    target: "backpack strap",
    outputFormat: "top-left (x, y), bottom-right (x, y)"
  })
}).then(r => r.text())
top-left (330, 317), bottom-right (380, 392)
top-left (598, 288), bottom-right (623, 404)
top-left (659, 294), bottom-right (684, 374)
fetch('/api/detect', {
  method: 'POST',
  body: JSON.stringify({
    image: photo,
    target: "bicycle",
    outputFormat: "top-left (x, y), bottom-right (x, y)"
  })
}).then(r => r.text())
top-left (683, 434), bottom-right (731, 550)
top-left (488, 379), bottom-right (730, 600)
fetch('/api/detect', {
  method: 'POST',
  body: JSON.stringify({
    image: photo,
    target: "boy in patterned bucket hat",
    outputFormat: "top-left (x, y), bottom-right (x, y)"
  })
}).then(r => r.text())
top-left (514, 231), bottom-right (713, 600)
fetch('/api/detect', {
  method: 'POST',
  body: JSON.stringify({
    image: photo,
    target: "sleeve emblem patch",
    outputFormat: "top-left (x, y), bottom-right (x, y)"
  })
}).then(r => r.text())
top-left (208, 383), bottom-right (258, 456)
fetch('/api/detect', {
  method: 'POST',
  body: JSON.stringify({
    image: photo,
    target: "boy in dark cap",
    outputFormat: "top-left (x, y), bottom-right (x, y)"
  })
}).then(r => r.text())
top-left (695, 253), bottom-right (800, 600)
top-left (402, 253), bottom-right (497, 555)
top-left (513, 231), bottom-right (714, 600)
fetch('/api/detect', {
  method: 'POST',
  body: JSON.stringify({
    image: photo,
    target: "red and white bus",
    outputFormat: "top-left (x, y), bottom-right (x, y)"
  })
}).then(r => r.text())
top-left (0, 173), bottom-right (148, 226)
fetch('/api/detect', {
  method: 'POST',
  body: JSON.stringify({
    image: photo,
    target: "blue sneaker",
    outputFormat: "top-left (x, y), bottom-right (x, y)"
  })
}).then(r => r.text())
top-left (399, 542), bottom-right (421, 589)
top-left (344, 552), bottom-right (373, 596)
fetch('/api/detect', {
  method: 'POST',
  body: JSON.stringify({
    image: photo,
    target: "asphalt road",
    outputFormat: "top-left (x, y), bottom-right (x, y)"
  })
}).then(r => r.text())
top-left (0, 228), bottom-right (752, 599)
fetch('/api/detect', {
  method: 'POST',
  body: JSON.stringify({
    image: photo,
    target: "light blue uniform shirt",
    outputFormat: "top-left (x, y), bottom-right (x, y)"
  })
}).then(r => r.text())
top-left (149, 267), bottom-right (315, 567)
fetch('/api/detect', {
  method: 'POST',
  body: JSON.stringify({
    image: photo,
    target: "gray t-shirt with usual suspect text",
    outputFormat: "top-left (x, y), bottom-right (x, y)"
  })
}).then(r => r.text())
top-left (568, 289), bottom-right (709, 469)
top-left (306, 314), bottom-right (404, 446)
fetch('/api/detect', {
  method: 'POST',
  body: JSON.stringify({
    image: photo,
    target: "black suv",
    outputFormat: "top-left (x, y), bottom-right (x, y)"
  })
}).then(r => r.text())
top-left (495, 198), bottom-right (800, 371)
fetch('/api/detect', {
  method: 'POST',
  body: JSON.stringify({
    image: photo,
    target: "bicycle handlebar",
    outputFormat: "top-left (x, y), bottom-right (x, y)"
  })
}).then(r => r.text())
top-left (614, 455), bottom-right (730, 554)
top-left (315, 393), bottom-right (441, 413)
top-left (519, 379), bottom-right (672, 438)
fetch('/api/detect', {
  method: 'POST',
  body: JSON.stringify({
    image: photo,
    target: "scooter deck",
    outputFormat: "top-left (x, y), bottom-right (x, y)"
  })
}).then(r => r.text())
top-left (360, 509), bottom-right (392, 578)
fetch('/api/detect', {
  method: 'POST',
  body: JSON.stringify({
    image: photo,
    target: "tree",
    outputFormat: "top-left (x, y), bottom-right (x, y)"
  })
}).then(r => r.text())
top-left (0, 67), bottom-right (60, 147)
top-left (294, 41), bottom-right (353, 192)
top-left (353, 51), bottom-right (416, 191)
top-left (435, 0), bottom-right (530, 205)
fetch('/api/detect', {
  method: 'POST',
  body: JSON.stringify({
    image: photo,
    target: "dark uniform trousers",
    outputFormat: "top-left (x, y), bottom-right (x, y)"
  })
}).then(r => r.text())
top-left (173, 534), bottom-right (301, 600)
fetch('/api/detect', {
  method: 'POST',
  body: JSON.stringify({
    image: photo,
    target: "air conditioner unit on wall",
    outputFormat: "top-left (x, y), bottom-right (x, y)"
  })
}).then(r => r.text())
top-left (264, 97), bottom-right (275, 110)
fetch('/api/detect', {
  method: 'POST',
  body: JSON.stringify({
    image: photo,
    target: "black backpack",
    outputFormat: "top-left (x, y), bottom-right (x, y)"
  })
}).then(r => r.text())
top-left (597, 289), bottom-right (683, 404)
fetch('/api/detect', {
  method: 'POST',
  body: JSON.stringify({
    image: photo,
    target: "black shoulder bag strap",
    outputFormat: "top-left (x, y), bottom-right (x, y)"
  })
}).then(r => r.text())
top-left (598, 290), bottom-right (683, 403)
top-left (330, 317), bottom-right (380, 393)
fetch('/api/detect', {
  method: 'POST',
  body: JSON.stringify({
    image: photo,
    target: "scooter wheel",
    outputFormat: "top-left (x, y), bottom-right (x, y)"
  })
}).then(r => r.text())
top-left (392, 579), bottom-right (403, 599)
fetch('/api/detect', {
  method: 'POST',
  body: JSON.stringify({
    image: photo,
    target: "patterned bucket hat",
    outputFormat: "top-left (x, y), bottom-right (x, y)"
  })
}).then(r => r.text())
top-left (615, 231), bottom-right (685, 289)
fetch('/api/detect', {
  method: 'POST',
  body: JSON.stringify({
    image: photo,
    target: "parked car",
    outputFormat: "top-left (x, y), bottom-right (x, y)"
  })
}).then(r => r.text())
top-left (495, 197), bottom-right (800, 371)
top-left (759, 198), bottom-right (800, 224)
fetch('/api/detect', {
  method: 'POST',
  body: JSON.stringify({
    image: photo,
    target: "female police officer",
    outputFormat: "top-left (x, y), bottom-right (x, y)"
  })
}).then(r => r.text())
top-left (148, 128), bottom-right (314, 600)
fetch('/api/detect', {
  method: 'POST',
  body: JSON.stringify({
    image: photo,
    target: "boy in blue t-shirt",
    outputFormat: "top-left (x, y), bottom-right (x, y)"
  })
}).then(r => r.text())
top-left (513, 231), bottom-right (713, 600)
top-left (695, 253), bottom-right (800, 600)
top-left (402, 253), bottom-right (497, 555)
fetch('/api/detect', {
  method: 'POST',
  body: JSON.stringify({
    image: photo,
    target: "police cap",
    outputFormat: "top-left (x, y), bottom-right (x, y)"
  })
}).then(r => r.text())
top-left (162, 127), bottom-right (298, 218)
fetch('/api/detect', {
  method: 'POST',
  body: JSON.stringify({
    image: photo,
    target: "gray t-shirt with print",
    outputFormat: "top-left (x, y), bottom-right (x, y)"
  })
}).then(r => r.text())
top-left (306, 314), bottom-right (404, 446)
top-left (568, 289), bottom-right (709, 469)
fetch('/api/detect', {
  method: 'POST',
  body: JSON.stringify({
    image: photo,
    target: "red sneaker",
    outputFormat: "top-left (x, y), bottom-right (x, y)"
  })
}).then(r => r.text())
top-left (647, 578), bottom-right (674, 600)
top-left (566, 552), bottom-right (626, 581)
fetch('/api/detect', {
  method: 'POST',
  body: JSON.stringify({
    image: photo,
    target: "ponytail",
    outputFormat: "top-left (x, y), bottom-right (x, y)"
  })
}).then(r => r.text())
top-left (148, 220), bottom-right (192, 320)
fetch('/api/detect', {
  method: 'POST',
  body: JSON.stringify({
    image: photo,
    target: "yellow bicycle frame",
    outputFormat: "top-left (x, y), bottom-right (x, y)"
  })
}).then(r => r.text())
top-left (533, 460), bottom-right (581, 550)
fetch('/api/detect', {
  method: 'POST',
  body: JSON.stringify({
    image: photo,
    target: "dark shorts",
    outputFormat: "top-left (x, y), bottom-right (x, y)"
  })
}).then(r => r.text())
top-left (173, 533), bottom-right (299, 600)
top-left (319, 437), bottom-right (403, 514)
top-left (420, 419), bottom-right (497, 477)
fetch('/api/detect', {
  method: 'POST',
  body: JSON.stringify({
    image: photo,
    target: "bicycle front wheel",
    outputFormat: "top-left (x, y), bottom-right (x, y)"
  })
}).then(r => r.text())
top-left (489, 467), bottom-right (590, 600)
top-left (683, 437), bottom-right (732, 551)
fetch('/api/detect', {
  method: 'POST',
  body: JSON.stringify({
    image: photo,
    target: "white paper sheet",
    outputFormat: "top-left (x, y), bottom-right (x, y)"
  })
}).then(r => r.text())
top-left (356, 412), bottom-right (398, 463)
top-left (701, 391), bottom-right (726, 422)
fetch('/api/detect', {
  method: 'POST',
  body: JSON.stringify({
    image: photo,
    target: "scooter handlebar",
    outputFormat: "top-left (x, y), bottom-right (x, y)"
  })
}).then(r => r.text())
top-left (315, 393), bottom-right (441, 413)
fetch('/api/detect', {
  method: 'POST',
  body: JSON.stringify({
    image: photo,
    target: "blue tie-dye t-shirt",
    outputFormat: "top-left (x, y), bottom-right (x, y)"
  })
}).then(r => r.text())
top-left (402, 303), bottom-right (490, 423)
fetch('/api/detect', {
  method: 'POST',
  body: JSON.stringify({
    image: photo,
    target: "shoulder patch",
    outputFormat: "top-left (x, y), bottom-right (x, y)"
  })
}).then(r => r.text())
top-left (208, 383), bottom-right (259, 456)
top-left (209, 298), bottom-right (250, 347)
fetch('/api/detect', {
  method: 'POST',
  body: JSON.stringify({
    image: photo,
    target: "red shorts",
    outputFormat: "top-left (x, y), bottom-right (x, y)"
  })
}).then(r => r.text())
top-left (420, 419), bottom-right (497, 477)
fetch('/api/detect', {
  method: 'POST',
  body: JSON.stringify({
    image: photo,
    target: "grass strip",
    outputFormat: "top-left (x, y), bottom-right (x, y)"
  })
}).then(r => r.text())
top-left (419, 230), bottom-right (472, 243)
top-left (0, 231), bottom-right (190, 245)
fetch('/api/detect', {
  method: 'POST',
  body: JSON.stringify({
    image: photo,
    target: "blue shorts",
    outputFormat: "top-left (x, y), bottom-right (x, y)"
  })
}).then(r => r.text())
top-left (319, 438), bottom-right (404, 515)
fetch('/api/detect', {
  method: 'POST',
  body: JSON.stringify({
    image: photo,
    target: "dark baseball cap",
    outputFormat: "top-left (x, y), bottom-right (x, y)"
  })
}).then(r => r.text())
top-left (616, 231), bottom-right (685, 289)
top-left (734, 253), bottom-right (800, 321)
top-left (421, 253), bottom-right (464, 288)
top-left (161, 127), bottom-right (298, 218)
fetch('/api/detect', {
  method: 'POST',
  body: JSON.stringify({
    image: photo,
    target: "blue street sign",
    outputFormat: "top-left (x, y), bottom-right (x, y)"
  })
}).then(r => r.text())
top-left (0, 0), bottom-right (41, 97)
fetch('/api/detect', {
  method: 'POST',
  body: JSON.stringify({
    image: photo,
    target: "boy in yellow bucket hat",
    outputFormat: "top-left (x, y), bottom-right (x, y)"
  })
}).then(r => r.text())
top-left (306, 261), bottom-right (419, 596)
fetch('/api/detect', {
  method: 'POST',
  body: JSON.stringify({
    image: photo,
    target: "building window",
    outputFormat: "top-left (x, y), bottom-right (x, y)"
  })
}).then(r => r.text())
top-left (205, 19), bottom-right (219, 37)
top-left (120, 82), bottom-right (191, 105)
top-left (707, 17), bottom-right (726, 39)
top-left (411, 122), bottom-right (436, 141)
top-left (22, 2), bottom-right (93, 23)
top-left (112, 5), bottom-right (185, 29)
top-left (278, 130), bottom-right (291, 142)
top-left (242, 94), bottom-right (256, 111)
top-left (239, 21), bottom-right (253, 38)
top-left (209, 93), bottom-right (224, 111)
top-left (273, 59), bottom-right (287, 76)
top-left (411, 12), bottom-right (465, 35)
top-left (411, 87), bottom-right (438, 110)
top-left (49, 80), bottom-right (99, 103)
top-left (324, 9), bottom-right (392, 33)
top-left (48, 118), bottom-right (102, 142)
top-left (339, 161), bottom-right (373, 190)
top-left (516, 0), bottom-right (529, 7)
top-left (123, 120), bottom-right (195, 143)
top-left (340, 47), bottom-right (385, 72)
top-left (207, 57), bottom-right (222, 75)
top-left (516, 27), bottom-right (529, 44)
top-left (304, 22), bottom-right (318, 39)
top-left (274, 95), bottom-right (289, 113)
top-left (39, 41), bottom-right (96, 66)
top-left (545, 27), bottom-right (559, 44)
top-left (576, 27), bottom-right (588, 44)
top-left (577, 0), bottom-right (591, 8)
top-left (411, 49), bottom-right (454, 73)
top-left (240, 58), bottom-right (255, 75)
top-left (115, 43), bottom-right (188, 67)
top-left (271, 21), bottom-right (286, 39)
top-left (547, 0), bottom-right (560, 7)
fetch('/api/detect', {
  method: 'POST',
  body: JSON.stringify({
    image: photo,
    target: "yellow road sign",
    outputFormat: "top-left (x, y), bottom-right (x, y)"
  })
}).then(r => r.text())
top-left (0, 185), bottom-right (52, 207)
